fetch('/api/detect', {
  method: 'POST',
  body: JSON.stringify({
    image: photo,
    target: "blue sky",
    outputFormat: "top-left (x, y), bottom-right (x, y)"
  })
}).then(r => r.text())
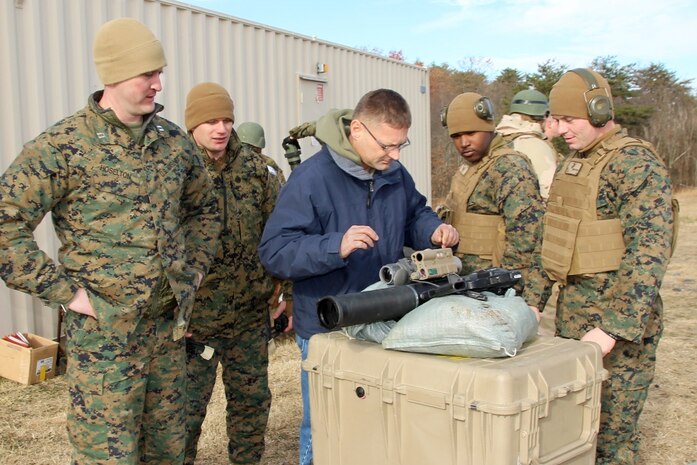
top-left (183, 0), bottom-right (697, 90)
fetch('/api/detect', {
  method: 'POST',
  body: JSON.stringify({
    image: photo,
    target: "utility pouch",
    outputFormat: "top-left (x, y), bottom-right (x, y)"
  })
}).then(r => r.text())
top-left (541, 212), bottom-right (580, 284)
top-left (569, 218), bottom-right (624, 275)
top-left (454, 213), bottom-right (503, 260)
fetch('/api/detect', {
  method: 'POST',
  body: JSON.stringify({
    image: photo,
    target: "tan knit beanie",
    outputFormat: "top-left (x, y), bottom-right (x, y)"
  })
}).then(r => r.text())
top-left (445, 92), bottom-right (495, 135)
top-left (185, 83), bottom-right (235, 131)
top-left (549, 68), bottom-right (613, 120)
top-left (93, 18), bottom-right (166, 85)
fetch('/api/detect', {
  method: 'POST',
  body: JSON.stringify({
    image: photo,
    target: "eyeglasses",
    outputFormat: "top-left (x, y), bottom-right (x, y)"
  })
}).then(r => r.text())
top-left (359, 121), bottom-right (410, 153)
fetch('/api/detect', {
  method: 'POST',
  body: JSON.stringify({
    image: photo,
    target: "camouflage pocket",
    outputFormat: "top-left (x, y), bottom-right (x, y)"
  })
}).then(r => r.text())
top-left (65, 290), bottom-right (139, 349)
top-left (66, 358), bottom-right (145, 463)
top-left (83, 169), bottom-right (147, 239)
top-left (64, 310), bottom-right (105, 353)
top-left (604, 338), bottom-right (658, 390)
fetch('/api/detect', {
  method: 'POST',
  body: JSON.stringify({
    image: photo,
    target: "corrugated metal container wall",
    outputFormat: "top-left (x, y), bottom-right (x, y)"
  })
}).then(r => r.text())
top-left (0, 0), bottom-right (431, 339)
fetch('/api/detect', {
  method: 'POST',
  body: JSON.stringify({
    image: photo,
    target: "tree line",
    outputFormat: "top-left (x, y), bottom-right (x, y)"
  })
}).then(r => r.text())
top-left (425, 56), bottom-right (696, 200)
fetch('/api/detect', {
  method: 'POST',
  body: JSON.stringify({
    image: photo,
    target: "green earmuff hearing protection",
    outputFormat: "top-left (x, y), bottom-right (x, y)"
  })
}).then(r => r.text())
top-left (570, 68), bottom-right (613, 127)
top-left (440, 96), bottom-right (494, 128)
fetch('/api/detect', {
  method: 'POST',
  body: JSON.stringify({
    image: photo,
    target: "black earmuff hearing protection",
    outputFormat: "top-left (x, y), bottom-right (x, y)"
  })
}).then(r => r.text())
top-left (570, 68), bottom-right (613, 127)
top-left (440, 105), bottom-right (448, 127)
top-left (440, 96), bottom-right (494, 127)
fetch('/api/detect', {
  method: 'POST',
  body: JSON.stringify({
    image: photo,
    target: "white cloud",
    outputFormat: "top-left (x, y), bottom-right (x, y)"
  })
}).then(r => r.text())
top-left (419, 0), bottom-right (697, 80)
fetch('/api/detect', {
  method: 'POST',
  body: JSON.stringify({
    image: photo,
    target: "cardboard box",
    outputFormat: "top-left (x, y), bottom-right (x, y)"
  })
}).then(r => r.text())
top-left (304, 332), bottom-right (608, 465)
top-left (0, 333), bottom-right (59, 385)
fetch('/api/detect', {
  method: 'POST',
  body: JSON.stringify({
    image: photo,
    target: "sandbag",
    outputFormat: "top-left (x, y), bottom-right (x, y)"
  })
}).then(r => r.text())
top-left (343, 320), bottom-right (396, 343)
top-left (381, 289), bottom-right (538, 358)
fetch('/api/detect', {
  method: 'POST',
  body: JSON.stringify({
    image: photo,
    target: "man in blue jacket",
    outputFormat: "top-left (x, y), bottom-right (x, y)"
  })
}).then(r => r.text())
top-left (258, 88), bottom-right (459, 465)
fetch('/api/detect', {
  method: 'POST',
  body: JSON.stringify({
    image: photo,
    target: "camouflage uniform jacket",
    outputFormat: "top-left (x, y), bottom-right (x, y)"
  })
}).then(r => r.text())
top-left (525, 126), bottom-right (673, 342)
top-left (443, 135), bottom-right (546, 290)
top-left (0, 92), bottom-right (220, 341)
top-left (189, 131), bottom-right (282, 339)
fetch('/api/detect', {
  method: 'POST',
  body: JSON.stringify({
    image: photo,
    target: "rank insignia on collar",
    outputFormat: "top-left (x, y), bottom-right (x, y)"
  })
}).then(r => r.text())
top-left (565, 161), bottom-right (583, 176)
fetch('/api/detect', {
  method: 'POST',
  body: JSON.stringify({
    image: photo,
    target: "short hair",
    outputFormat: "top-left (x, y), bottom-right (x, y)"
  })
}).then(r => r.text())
top-left (353, 89), bottom-right (411, 128)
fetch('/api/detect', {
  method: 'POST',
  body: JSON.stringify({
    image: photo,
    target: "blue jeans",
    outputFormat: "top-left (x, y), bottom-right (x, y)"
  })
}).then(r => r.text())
top-left (296, 335), bottom-right (313, 465)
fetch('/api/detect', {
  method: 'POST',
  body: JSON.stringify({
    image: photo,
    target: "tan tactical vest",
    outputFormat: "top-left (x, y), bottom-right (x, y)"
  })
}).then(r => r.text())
top-left (447, 137), bottom-right (513, 265)
top-left (541, 131), bottom-right (662, 284)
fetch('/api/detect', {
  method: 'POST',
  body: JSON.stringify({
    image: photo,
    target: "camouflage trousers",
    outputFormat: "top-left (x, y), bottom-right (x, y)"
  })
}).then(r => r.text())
top-left (184, 324), bottom-right (271, 465)
top-left (595, 332), bottom-right (660, 465)
top-left (64, 310), bottom-right (186, 465)
top-left (555, 284), bottom-right (663, 465)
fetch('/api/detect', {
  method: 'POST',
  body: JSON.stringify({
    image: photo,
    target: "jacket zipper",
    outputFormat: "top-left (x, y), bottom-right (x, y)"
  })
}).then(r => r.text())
top-left (220, 171), bottom-right (229, 234)
top-left (366, 180), bottom-right (374, 208)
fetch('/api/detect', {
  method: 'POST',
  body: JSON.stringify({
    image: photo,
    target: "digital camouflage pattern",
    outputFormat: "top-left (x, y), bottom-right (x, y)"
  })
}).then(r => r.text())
top-left (596, 323), bottom-right (661, 465)
top-left (66, 311), bottom-right (186, 465)
top-left (525, 127), bottom-right (673, 464)
top-left (185, 332), bottom-right (270, 465)
top-left (186, 131), bottom-right (281, 338)
top-left (0, 92), bottom-right (220, 342)
top-left (0, 91), bottom-right (220, 464)
top-left (442, 135), bottom-right (546, 293)
top-left (185, 131), bottom-right (283, 465)
top-left (260, 153), bottom-right (287, 185)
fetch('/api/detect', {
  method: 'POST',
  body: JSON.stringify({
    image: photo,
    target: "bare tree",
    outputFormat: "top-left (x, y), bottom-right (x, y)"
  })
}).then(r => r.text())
top-left (429, 64), bottom-right (489, 201)
top-left (633, 64), bottom-right (697, 188)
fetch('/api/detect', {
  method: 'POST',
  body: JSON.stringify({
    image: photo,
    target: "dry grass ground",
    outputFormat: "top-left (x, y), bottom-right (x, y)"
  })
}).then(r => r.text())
top-left (1, 190), bottom-right (696, 465)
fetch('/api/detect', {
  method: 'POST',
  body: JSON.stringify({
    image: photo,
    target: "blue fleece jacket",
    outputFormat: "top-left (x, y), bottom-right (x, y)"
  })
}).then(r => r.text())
top-left (258, 110), bottom-right (442, 339)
